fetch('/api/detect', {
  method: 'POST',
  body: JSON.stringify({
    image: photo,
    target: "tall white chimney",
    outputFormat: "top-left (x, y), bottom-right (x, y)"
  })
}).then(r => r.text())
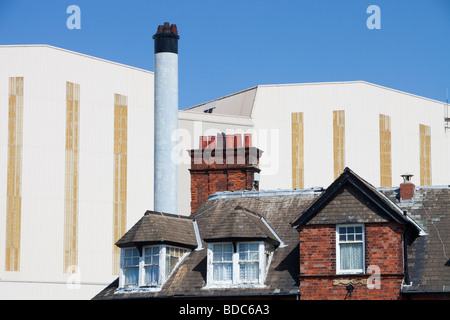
top-left (153, 22), bottom-right (179, 214)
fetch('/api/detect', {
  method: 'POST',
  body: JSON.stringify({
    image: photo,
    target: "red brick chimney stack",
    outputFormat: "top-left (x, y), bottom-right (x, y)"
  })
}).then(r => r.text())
top-left (189, 133), bottom-right (263, 214)
top-left (400, 173), bottom-right (415, 201)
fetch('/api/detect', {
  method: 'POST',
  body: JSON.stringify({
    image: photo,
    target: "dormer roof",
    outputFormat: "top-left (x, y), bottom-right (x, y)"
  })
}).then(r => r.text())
top-left (115, 211), bottom-right (198, 249)
top-left (201, 205), bottom-right (280, 247)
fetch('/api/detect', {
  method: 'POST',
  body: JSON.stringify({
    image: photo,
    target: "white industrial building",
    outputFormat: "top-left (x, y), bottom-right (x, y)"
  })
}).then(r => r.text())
top-left (181, 81), bottom-right (450, 193)
top-left (1, 44), bottom-right (449, 299)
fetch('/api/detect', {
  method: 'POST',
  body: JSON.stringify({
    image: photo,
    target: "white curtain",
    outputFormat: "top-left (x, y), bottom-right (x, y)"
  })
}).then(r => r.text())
top-left (239, 262), bottom-right (259, 280)
top-left (340, 243), bottom-right (363, 270)
top-left (213, 263), bottom-right (233, 281)
top-left (213, 243), bottom-right (233, 281)
top-left (238, 243), bottom-right (259, 281)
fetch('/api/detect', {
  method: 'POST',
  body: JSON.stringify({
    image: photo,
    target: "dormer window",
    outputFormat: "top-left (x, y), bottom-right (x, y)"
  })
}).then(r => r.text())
top-left (206, 241), bottom-right (273, 288)
top-left (118, 245), bottom-right (189, 292)
top-left (114, 211), bottom-right (199, 293)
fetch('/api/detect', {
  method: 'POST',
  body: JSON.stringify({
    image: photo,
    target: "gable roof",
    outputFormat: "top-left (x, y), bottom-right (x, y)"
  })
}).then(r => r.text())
top-left (115, 211), bottom-right (198, 249)
top-left (291, 167), bottom-right (426, 237)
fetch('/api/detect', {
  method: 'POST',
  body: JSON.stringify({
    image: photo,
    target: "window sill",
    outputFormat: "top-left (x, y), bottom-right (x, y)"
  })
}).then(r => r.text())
top-left (115, 286), bottom-right (162, 294)
top-left (336, 271), bottom-right (364, 275)
top-left (203, 283), bottom-right (266, 290)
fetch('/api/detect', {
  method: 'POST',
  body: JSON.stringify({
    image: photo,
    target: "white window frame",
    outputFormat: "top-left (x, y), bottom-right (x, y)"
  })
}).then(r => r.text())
top-left (336, 224), bottom-right (365, 275)
top-left (210, 242), bottom-right (234, 285)
top-left (121, 247), bottom-right (140, 287)
top-left (118, 245), bottom-right (189, 291)
top-left (206, 241), bottom-right (270, 287)
top-left (237, 242), bottom-right (261, 284)
top-left (143, 246), bottom-right (160, 286)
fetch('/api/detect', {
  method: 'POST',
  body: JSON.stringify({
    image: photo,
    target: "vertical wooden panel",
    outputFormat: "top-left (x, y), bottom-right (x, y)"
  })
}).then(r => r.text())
top-left (113, 94), bottom-right (128, 275)
top-left (64, 81), bottom-right (80, 273)
top-left (419, 124), bottom-right (431, 186)
top-left (333, 110), bottom-right (345, 179)
top-left (292, 112), bottom-right (304, 189)
top-left (5, 77), bottom-right (24, 271)
top-left (379, 114), bottom-right (392, 187)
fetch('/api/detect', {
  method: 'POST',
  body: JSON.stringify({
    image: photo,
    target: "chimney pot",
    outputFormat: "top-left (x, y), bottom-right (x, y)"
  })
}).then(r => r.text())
top-left (234, 134), bottom-right (242, 148)
top-left (244, 134), bottom-right (252, 147)
top-left (199, 136), bottom-right (208, 149)
top-left (170, 24), bottom-right (178, 35)
top-left (401, 173), bottom-right (414, 183)
top-left (226, 134), bottom-right (234, 148)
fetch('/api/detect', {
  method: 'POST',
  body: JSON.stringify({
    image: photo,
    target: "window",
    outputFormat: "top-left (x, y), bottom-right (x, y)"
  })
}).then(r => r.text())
top-left (143, 246), bottom-right (159, 286)
top-left (122, 248), bottom-right (140, 286)
top-left (119, 245), bottom-right (189, 291)
top-left (212, 243), bottom-right (233, 283)
top-left (166, 247), bottom-right (188, 277)
top-left (336, 225), bottom-right (365, 274)
top-left (207, 241), bottom-right (272, 287)
top-left (238, 243), bottom-right (259, 282)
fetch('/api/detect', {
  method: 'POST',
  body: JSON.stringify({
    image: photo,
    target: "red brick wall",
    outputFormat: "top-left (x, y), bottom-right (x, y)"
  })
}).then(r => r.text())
top-left (189, 146), bottom-right (262, 213)
top-left (400, 182), bottom-right (415, 201)
top-left (298, 222), bottom-right (405, 300)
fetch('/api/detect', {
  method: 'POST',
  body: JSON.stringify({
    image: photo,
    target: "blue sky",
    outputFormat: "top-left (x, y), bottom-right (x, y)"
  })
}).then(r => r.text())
top-left (0, 0), bottom-right (449, 109)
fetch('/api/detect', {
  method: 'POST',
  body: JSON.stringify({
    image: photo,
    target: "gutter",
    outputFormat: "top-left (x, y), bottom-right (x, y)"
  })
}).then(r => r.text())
top-left (100, 292), bottom-right (300, 300)
top-left (401, 290), bottom-right (450, 294)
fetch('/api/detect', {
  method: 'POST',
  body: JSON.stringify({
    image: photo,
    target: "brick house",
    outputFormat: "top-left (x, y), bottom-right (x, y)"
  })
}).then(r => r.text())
top-left (291, 167), bottom-right (425, 300)
top-left (93, 136), bottom-right (450, 300)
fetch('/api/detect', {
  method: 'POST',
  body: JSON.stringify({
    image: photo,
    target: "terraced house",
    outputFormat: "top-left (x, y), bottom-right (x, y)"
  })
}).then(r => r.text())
top-left (93, 137), bottom-right (450, 300)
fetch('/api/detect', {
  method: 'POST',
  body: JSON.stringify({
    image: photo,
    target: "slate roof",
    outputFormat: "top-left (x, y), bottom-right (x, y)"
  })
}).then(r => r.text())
top-left (380, 186), bottom-right (450, 293)
top-left (200, 205), bottom-right (280, 246)
top-left (93, 168), bottom-right (450, 299)
top-left (93, 190), bottom-right (321, 299)
top-left (115, 211), bottom-right (198, 249)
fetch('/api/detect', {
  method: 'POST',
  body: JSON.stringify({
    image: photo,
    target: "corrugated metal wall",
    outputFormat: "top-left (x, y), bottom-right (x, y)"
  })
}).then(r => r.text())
top-left (250, 82), bottom-right (450, 191)
top-left (0, 46), bottom-right (153, 299)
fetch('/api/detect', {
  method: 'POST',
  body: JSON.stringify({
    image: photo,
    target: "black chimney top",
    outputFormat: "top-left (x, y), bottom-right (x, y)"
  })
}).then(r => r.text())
top-left (153, 22), bottom-right (180, 54)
